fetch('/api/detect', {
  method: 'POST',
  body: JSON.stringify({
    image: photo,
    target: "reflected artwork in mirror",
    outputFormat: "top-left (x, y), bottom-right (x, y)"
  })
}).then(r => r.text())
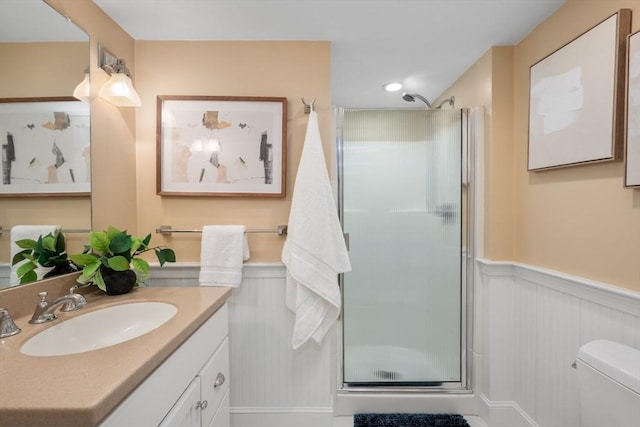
top-left (0, 0), bottom-right (91, 289)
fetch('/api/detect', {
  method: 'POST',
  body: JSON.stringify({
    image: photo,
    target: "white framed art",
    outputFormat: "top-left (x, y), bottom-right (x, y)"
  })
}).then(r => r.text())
top-left (0, 97), bottom-right (91, 196)
top-left (528, 10), bottom-right (631, 171)
top-left (625, 29), bottom-right (640, 188)
top-left (157, 96), bottom-right (287, 197)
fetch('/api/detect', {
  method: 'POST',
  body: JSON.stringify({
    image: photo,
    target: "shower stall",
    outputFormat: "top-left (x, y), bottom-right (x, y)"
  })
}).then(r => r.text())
top-left (336, 107), bottom-right (475, 406)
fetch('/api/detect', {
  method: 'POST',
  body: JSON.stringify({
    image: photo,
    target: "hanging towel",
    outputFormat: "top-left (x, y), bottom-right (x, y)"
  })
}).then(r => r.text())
top-left (198, 225), bottom-right (250, 287)
top-left (282, 111), bottom-right (352, 350)
top-left (10, 225), bottom-right (59, 285)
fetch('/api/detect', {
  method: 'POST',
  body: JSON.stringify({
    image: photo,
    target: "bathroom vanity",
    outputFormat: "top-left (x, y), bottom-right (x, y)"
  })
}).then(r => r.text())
top-left (0, 283), bottom-right (231, 427)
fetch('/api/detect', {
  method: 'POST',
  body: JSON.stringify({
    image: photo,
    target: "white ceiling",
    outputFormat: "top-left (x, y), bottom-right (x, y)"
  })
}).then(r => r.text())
top-left (91, 0), bottom-right (565, 108)
top-left (0, 0), bottom-right (88, 42)
top-left (24, 0), bottom-right (567, 108)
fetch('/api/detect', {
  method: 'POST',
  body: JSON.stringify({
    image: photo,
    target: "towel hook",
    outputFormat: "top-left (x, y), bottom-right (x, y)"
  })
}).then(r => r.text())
top-left (301, 97), bottom-right (316, 114)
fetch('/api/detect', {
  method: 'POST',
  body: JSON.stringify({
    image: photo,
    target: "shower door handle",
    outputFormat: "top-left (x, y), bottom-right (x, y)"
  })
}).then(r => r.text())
top-left (344, 233), bottom-right (350, 250)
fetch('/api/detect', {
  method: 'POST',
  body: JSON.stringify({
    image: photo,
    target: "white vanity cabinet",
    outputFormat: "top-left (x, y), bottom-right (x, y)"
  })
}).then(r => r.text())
top-left (160, 338), bottom-right (230, 427)
top-left (99, 303), bottom-right (229, 427)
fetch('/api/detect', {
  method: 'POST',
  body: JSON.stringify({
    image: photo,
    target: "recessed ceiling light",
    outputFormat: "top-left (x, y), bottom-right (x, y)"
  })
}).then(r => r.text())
top-left (382, 82), bottom-right (403, 92)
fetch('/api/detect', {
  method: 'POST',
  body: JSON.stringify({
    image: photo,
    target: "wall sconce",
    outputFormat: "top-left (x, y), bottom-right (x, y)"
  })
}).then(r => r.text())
top-left (98, 44), bottom-right (141, 107)
top-left (72, 66), bottom-right (91, 104)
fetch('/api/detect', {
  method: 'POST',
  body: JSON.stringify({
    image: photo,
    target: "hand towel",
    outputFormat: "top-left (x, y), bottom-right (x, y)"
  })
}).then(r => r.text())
top-left (198, 225), bottom-right (250, 287)
top-left (282, 111), bottom-right (351, 350)
top-left (10, 225), bottom-right (59, 285)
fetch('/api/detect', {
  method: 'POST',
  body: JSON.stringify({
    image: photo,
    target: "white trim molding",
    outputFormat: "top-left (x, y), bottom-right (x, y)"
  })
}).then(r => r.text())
top-left (230, 407), bottom-right (333, 427)
top-left (479, 260), bottom-right (640, 316)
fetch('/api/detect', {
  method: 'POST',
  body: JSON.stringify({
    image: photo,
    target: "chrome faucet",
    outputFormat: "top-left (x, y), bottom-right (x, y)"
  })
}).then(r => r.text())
top-left (0, 308), bottom-right (21, 338)
top-left (29, 287), bottom-right (87, 324)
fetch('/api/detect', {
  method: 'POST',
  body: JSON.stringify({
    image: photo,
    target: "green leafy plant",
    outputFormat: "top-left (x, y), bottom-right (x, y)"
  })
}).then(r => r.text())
top-left (69, 226), bottom-right (176, 292)
top-left (11, 228), bottom-right (78, 284)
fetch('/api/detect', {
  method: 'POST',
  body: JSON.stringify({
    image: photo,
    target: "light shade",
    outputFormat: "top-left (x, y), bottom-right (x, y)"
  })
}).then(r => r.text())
top-left (73, 72), bottom-right (91, 103)
top-left (98, 73), bottom-right (141, 107)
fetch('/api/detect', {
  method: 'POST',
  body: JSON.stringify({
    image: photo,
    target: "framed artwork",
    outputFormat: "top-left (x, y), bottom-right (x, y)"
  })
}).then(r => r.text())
top-left (0, 97), bottom-right (91, 196)
top-left (157, 96), bottom-right (287, 197)
top-left (625, 30), bottom-right (640, 188)
top-left (528, 10), bottom-right (631, 171)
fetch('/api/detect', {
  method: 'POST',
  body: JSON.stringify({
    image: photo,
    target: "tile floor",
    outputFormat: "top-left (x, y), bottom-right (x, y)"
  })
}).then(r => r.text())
top-left (333, 415), bottom-right (488, 427)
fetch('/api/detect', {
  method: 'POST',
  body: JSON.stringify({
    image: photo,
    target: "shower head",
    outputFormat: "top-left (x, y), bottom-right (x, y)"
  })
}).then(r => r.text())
top-left (402, 93), bottom-right (432, 109)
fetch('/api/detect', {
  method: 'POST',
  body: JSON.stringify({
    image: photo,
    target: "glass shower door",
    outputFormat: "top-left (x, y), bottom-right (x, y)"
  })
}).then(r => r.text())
top-left (340, 108), bottom-right (463, 386)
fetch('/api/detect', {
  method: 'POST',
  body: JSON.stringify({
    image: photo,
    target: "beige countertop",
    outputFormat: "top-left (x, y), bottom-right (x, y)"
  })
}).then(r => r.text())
top-left (0, 285), bottom-right (231, 427)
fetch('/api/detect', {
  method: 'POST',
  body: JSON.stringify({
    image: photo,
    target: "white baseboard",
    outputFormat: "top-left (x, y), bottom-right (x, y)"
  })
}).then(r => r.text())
top-left (479, 394), bottom-right (538, 427)
top-left (230, 407), bottom-right (333, 427)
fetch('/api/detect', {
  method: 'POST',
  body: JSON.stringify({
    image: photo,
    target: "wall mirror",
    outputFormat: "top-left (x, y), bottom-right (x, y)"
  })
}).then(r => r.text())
top-left (0, 0), bottom-right (91, 289)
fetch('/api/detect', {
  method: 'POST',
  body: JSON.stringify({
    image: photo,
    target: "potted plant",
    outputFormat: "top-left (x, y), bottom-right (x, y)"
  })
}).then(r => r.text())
top-left (11, 228), bottom-right (78, 284)
top-left (69, 226), bottom-right (176, 295)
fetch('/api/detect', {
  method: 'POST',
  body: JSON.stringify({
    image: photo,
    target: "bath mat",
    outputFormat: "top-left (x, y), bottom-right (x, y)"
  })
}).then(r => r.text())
top-left (353, 413), bottom-right (470, 427)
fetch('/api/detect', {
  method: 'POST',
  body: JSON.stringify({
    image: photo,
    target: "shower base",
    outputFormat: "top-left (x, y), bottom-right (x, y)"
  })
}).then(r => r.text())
top-left (344, 344), bottom-right (457, 385)
top-left (337, 344), bottom-right (475, 417)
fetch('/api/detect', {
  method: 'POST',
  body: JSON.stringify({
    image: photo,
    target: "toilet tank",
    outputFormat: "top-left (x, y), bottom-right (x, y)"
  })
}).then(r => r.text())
top-left (576, 340), bottom-right (640, 427)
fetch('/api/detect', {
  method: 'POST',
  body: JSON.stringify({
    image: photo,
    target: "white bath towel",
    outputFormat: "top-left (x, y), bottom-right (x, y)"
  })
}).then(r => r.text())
top-left (10, 225), bottom-right (60, 285)
top-left (282, 111), bottom-right (351, 350)
top-left (198, 225), bottom-right (250, 287)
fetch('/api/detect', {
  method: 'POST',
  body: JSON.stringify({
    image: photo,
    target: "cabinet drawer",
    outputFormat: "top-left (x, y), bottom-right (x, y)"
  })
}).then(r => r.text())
top-left (200, 337), bottom-right (229, 427)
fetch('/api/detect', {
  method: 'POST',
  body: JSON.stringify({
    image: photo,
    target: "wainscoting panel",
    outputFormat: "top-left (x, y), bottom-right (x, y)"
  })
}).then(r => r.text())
top-left (478, 260), bottom-right (640, 427)
top-left (148, 263), bottom-right (333, 427)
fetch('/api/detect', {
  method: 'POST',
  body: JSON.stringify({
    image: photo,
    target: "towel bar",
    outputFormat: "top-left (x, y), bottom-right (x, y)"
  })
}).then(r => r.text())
top-left (155, 225), bottom-right (288, 236)
top-left (0, 227), bottom-right (90, 235)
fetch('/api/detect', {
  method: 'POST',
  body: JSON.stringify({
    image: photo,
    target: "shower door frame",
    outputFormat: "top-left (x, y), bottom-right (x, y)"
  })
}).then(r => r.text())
top-left (335, 107), bottom-right (475, 393)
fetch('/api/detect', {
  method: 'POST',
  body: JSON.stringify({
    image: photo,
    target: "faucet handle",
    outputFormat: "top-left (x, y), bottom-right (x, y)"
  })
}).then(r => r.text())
top-left (0, 308), bottom-right (21, 338)
top-left (60, 287), bottom-right (87, 312)
top-left (36, 292), bottom-right (50, 309)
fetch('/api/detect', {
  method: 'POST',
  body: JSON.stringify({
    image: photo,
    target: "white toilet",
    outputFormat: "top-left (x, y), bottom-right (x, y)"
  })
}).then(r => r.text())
top-left (575, 339), bottom-right (640, 427)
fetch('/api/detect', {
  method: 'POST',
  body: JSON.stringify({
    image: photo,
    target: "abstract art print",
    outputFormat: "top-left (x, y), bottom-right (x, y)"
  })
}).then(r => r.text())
top-left (527, 10), bottom-right (631, 171)
top-left (157, 96), bottom-right (286, 197)
top-left (0, 97), bottom-right (90, 196)
top-left (625, 30), bottom-right (640, 188)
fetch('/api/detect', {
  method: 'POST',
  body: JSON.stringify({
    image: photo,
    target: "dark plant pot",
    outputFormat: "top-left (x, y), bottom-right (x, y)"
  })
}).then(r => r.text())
top-left (101, 268), bottom-right (137, 295)
top-left (43, 263), bottom-right (77, 279)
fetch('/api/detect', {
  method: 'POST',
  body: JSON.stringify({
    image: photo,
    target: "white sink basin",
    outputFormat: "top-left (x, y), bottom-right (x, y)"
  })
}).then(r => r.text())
top-left (21, 302), bottom-right (177, 357)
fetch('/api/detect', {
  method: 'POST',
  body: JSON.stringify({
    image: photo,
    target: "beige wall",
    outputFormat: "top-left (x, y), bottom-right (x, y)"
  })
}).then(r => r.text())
top-left (437, 47), bottom-right (516, 259)
top-left (515, 0), bottom-right (640, 290)
top-left (0, 43), bottom-right (86, 97)
top-left (134, 41), bottom-right (331, 262)
top-left (443, 0), bottom-right (640, 291)
top-left (45, 0), bottom-right (639, 289)
top-left (42, 1), bottom-right (332, 265)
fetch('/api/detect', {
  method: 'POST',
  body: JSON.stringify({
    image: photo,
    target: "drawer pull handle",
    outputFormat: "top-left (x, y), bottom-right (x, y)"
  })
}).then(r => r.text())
top-left (196, 400), bottom-right (208, 410)
top-left (214, 373), bottom-right (225, 388)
